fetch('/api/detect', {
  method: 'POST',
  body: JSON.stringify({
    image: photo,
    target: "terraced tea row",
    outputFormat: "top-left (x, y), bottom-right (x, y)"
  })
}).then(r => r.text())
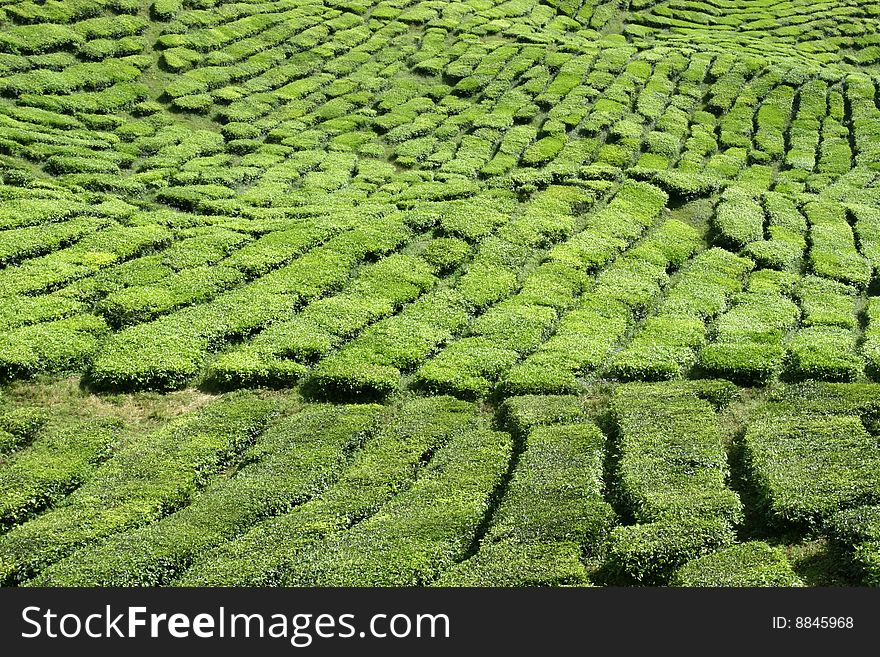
top-left (1, 0), bottom-right (880, 588)
top-left (3, 381), bottom-right (878, 586)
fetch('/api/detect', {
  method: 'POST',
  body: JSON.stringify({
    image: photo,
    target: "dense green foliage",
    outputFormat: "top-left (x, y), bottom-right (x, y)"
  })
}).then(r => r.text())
top-left (671, 542), bottom-right (804, 587)
top-left (439, 410), bottom-right (615, 586)
top-left (0, 0), bottom-right (879, 588)
top-left (608, 383), bottom-right (741, 583)
top-left (743, 412), bottom-right (880, 530)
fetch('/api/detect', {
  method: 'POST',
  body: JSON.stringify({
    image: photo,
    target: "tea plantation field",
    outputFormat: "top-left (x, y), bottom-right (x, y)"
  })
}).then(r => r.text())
top-left (1, 0), bottom-right (880, 587)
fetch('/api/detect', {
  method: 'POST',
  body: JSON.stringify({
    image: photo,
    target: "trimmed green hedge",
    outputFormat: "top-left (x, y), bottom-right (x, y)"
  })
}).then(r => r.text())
top-left (613, 385), bottom-right (742, 525)
top-left (433, 539), bottom-right (591, 586)
top-left (0, 407), bottom-right (47, 455)
top-left (415, 337), bottom-right (520, 399)
top-left (699, 269), bottom-right (799, 385)
top-left (863, 298), bottom-right (880, 380)
top-left (713, 187), bottom-right (765, 248)
top-left (0, 315), bottom-right (109, 379)
top-left (0, 421), bottom-right (120, 528)
top-left (99, 265), bottom-right (245, 326)
top-left (89, 217), bottom-right (414, 390)
top-left (827, 505), bottom-right (880, 546)
top-left (420, 183), bottom-right (666, 399)
top-left (608, 384), bottom-right (742, 582)
top-left (176, 396), bottom-right (476, 586)
top-left (499, 395), bottom-right (587, 436)
top-left (805, 201), bottom-right (871, 287)
top-left (670, 542), bottom-right (803, 587)
top-left (797, 276), bottom-right (857, 329)
top-left (278, 427), bottom-right (511, 585)
top-left (487, 423), bottom-right (616, 550)
top-left (0, 393), bottom-right (276, 584)
top-left (606, 315), bottom-right (706, 381)
top-left (743, 413), bottom-right (880, 530)
top-left (700, 342), bottom-right (786, 386)
top-left (852, 204), bottom-right (880, 273)
top-left (206, 249), bottom-right (439, 389)
top-left (219, 222), bottom-right (345, 277)
top-left (828, 505), bottom-right (880, 585)
top-left (0, 216), bottom-right (111, 267)
top-left (0, 24), bottom-right (83, 55)
top-left (416, 299), bottom-right (556, 398)
top-left (786, 326), bottom-right (863, 382)
top-left (0, 224), bottom-right (171, 297)
top-left (608, 517), bottom-right (736, 584)
top-left (504, 218), bottom-right (699, 394)
top-left (88, 287), bottom-right (296, 390)
top-left (31, 404), bottom-right (383, 586)
top-left (768, 383), bottom-right (880, 424)
top-left (307, 289), bottom-right (471, 398)
top-left (607, 248), bottom-right (752, 381)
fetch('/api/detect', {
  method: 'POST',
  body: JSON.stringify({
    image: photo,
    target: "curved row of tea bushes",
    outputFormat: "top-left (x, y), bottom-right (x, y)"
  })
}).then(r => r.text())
top-left (851, 203), bottom-right (880, 275)
top-left (742, 410), bottom-right (880, 532)
top-left (175, 396), bottom-right (477, 586)
top-left (608, 383), bottom-right (742, 583)
top-left (0, 420), bottom-right (119, 528)
top-left (845, 73), bottom-right (880, 169)
top-left (0, 223), bottom-right (171, 297)
top-left (743, 192), bottom-right (806, 272)
top-left (437, 402), bottom-right (616, 586)
top-left (206, 252), bottom-right (440, 388)
top-left (0, 393), bottom-right (276, 584)
top-left (30, 403), bottom-right (384, 586)
top-left (699, 269), bottom-right (800, 385)
top-left (0, 407), bottom-right (47, 455)
top-left (0, 216), bottom-right (111, 267)
top-left (785, 275), bottom-right (863, 381)
top-left (278, 425), bottom-right (511, 586)
top-left (671, 542), bottom-right (803, 587)
top-left (864, 298), bottom-right (880, 379)
top-left (606, 248), bottom-right (753, 381)
top-left (199, 192), bottom-right (505, 389)
top-left (88, 214), bottom-right (412, 390)
top-left (805, 201), bottom-right (872, 287)
top-left (502, 215), bottom-right (701, 394)
top-left (0, 314), bottom-right (108, 379)
top-left (416, 181), bottom-right (668, 398)
top-left (309, 186), bottom-right (591, 397)
top-left (827, 505), bottom-right (880, 586)
top-left (713, 186), bottom-right (765, 249)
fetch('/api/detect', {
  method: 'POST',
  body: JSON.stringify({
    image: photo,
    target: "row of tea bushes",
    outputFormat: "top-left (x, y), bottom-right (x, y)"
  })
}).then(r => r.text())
top-left (608, 382), bottom-right (742, 583)
top-left (175, 396), bottom-right (479, 586)
top-left (437, 396), bottom-right (616, 586)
